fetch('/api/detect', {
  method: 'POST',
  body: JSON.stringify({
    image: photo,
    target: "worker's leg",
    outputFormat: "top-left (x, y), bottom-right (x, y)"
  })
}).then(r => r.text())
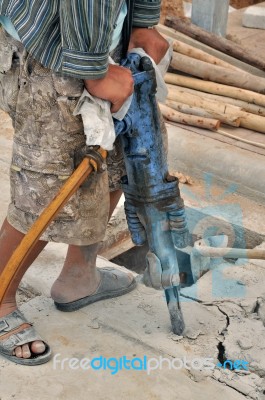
top-left (50, 189), bottom-right (132, 304)
top-left (0, 219), bottom-right (48, 358)
top-left (0, 188), bottom-right (123, 359)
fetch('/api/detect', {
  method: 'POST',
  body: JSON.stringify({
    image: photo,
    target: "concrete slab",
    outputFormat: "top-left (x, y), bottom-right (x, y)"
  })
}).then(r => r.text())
top-left (243, 4), bottom-right (265, 29)
top-left (224, 316), bottom-right (265, 378)
top-left (0, 296), bottom-right (247, 400)
top-left (167, 123), bottom-right (265, 202)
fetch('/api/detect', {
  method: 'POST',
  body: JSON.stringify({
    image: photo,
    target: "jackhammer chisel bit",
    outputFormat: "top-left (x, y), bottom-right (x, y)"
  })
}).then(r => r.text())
top-left (114, 54), bottom-right (190, 335)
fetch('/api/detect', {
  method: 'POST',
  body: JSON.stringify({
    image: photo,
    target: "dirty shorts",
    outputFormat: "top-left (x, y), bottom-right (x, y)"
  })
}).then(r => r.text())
top-left (0, 28), bottom-right (168, 246)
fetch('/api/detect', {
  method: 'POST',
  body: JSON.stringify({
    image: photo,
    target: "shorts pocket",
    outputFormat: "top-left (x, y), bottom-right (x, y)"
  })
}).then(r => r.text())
top-left (10, 166), bottom-right (81, 221)
top-left (12, 141), bottom-right (75, 176)
top-left (52, 73), bottom-right (84, 133)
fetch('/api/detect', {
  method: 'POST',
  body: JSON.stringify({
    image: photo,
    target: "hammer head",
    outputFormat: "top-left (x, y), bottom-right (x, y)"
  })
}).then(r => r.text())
top-left (190, 235), bottom-right (228, 282)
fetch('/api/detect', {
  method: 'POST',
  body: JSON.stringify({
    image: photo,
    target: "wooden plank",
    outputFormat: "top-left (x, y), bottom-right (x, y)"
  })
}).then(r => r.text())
top-left (99, 234), bottom-right (134, 260)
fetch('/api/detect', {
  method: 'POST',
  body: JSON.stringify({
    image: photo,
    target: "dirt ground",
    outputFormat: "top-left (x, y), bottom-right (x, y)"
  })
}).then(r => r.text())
top-left (230, 0), bottom-right (264, 8)
top-left (160, 0), bottom-right (184, 24)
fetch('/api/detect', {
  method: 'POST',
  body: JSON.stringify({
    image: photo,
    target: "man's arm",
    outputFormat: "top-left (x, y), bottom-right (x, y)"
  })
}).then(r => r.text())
top-left (132, 0), bottom-right (161, 28)
top-left (129, 0), bottom-right (169, 65)
top-left (60, 0), bottom-right (120, 80)
top-left (83, 0), bottom-right (168, 111)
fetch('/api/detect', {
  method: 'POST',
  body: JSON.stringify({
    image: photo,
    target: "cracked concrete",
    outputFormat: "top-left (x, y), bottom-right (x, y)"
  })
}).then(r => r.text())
top-left (181, 251), bottom-right (265, 397)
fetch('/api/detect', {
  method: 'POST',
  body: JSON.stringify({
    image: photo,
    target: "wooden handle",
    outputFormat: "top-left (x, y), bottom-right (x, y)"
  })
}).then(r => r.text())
top-left (0, 157), bottom-right (96, 303)
top-left (196, 246), bottom-right (265, 260)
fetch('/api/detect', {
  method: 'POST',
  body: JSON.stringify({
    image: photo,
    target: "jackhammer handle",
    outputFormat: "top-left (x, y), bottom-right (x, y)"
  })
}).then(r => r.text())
top-left (0, 150), bottom-right (106, 303)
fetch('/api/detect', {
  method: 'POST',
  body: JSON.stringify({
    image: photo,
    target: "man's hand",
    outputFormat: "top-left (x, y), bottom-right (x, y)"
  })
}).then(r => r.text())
top-left (128, 27), bottom-right (169, 65)
top-left (84, 64), bottom-right (134, 113)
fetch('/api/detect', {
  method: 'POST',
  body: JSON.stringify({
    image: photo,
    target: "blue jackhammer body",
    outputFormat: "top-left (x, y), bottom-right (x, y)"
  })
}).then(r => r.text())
top-left (114, 54), bottom-right (189, 335)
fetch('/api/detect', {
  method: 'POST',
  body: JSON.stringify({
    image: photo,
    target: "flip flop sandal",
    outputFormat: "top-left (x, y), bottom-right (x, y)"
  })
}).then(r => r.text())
top-left (54, 267), bottom-right (137, 312)
top-left (0, 309), bottom-right (52, 366)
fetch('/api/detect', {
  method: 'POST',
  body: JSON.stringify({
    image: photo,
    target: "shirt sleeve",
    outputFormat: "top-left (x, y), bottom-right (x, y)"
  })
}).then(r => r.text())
top-left (132, 0), bottom-right (161, 28)
top-left (60, 0), bottom-right (120, 80)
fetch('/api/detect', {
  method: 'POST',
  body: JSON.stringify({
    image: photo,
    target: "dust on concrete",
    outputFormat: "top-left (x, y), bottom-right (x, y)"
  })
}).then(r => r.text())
top-left (16, 282), bottom-right (42, 305)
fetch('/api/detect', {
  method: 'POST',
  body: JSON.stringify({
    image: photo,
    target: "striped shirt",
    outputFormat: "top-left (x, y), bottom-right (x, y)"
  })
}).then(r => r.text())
top-left (0, 0), bottom-right (161, 79)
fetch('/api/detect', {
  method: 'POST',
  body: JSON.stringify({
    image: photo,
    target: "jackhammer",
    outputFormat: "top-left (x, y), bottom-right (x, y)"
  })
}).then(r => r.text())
top-left (114, 53), bottom-right (190, 335)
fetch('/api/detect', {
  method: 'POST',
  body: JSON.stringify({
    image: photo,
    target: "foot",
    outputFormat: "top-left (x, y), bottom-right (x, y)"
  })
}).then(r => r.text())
top-left (51, 266), bottom-right (136, 308)
top-left (0, 304), bottom-right (46, 360)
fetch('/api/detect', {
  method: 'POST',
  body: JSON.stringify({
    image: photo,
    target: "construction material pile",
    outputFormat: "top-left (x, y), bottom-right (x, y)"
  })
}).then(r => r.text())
top-left (158, 16), bottom-right (265, 145)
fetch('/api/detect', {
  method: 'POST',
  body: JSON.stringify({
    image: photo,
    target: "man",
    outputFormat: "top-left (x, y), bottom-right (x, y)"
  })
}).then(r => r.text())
top-left (0, 0), bottom-right (169, 365)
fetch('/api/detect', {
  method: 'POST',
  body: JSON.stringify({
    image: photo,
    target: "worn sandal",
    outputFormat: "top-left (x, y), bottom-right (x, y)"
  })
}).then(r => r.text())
top-left (0, 309), bottom-right (52, 366)
top-left (54, 267), bottom-right (137, 312)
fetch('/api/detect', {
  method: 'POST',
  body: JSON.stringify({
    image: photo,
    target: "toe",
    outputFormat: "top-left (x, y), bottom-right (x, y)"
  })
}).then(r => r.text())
top-left (14, 346), bottom-right (23, 358)
top-left (31, 340), bottom-right (46, 354)
top-left (22, 344), bottom-right (31, 359)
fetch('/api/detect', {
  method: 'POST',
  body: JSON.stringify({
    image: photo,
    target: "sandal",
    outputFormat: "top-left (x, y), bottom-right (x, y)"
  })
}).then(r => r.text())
top-left (54, 267), bottom-right (137, 312)
top-left (0, 309), bottom-right (52, 365)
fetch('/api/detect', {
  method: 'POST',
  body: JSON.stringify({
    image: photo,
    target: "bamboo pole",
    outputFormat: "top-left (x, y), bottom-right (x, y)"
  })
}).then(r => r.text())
top-left (167, 86), bottom-right (240, 115)
top-left (166, 100), bottom-right (240, 127)
top-left (165, 73), bottom-right (265, 108)
top-left (167, 86), bottom-right (265, 134)
top-left (165, 16), bottom-right (265, 71)
top-left (172, 42), bottom-right (240, 71)
top-left (157, 24), bottom-right (265, 78)
top-left (166, 84), bottom-right (265, 117)
top-left (170, 53), bottom-right (265, 94)
top-left (159, 103), bottom-right (221, 131)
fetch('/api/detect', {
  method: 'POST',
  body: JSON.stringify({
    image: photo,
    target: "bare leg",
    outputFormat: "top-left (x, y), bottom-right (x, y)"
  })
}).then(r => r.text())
top-left (0, 189), bottom-right (125, 359)
top-left (0, 219), bottom-right (48, 358)
top-left (50, 189), bottom-right (133, 303)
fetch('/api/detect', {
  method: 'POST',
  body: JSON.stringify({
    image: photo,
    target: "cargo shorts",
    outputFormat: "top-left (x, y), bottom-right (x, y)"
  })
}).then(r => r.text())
top-left (0, 27), bottom-right (167, 246)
